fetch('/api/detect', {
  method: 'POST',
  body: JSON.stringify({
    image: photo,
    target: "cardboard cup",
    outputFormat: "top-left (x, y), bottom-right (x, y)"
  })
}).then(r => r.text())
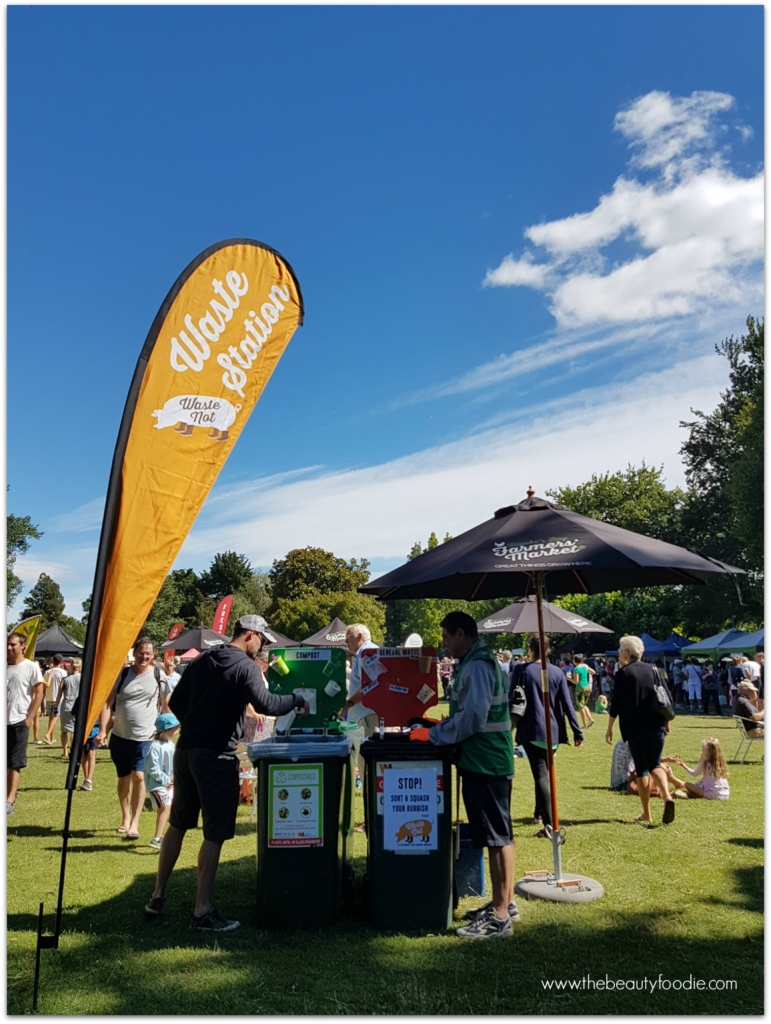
top-left (322, 659), bottom-right (337, 678)
top-left (418, 655), bottom-right (432, 673)
top-left (271, 655), bottom-right (290, 676)
top-left (324, 680), bottom-right (341, 697)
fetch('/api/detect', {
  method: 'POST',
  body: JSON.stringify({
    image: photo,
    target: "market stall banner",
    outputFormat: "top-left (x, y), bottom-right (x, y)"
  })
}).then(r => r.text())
top-left (212, 595), bottom-right (234, 636)
top-left (11, 615), bottom-right (41, 660)
top-left (82, 239), bottom-right (303, 732)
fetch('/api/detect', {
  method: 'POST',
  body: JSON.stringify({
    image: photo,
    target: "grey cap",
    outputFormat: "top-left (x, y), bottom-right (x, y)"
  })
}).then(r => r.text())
top-left (235, 615), bottom-right (276, 643)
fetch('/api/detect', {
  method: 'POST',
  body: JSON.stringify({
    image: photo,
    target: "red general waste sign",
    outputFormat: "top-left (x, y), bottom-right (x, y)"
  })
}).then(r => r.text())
top-left (359, 647), bottom-right (438, 726)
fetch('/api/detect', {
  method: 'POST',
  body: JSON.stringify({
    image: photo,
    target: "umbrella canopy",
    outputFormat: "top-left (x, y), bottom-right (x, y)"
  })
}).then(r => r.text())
top-left (715, 627), bottom-right (764, 653)
top-left (361, 494), bottom-right (743, 602)
top-left (179, 648), bottom-right (200, 661)
top-left (159, 626), bottom-right (230, 651)
top-left (34, 624), bottom-right (85, 657)
top-left (301, 617), bottom-right (349, 647)
top-left (477, 596), bottom-right (612, 636)
top-left (360, 490), bottom-right (742, 888)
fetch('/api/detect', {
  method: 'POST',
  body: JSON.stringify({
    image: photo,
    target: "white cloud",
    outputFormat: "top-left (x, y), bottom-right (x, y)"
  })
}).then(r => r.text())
top-left (613, 90), bottom-right (734, 171)
top-left (176, 352), bottom-right (725, 570)
top-left (49, 496), bottom-right (105, 533)
top-left (484, 90), bottom-right (763, 330)
top-left (483, 252), bottom-right (551, 288)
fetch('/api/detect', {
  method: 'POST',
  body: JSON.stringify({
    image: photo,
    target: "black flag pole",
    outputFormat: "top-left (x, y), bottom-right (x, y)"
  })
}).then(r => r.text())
top-left (32, 318), bottom-right (153, 1008)
top-left (34, 240), bottom-right (206, 998)
top-left (32, 238), bottom-right (306, 1011)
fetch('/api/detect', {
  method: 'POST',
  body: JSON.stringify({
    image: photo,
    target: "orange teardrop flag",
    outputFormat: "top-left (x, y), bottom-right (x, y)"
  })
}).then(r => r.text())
top-left (78, 239), bottom-right (303, 740)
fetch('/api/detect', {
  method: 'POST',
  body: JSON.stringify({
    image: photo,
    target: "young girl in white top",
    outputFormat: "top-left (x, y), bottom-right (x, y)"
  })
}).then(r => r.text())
top-left (665, 738), bottom-right (730, 800)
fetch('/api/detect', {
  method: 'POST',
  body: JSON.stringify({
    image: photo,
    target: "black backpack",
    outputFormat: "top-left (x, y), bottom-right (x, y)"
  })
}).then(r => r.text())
top-left (508, 662), bottom-right (527, 725)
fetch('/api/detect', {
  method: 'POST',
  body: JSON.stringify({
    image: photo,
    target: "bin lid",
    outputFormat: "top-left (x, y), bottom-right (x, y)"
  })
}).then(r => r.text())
top-left (247, 734), bottom-right (352, 762)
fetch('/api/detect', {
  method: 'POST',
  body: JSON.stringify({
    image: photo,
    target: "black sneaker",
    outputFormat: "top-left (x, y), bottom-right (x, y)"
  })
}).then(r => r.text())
top-left (464, 899), bottom-right (519, 922)
top-left (456, 907), bottom-right (513, 940)
top-left (189, 908), bottom-right (240, 932)
top-left (145, 895), bottom-right (165, 918)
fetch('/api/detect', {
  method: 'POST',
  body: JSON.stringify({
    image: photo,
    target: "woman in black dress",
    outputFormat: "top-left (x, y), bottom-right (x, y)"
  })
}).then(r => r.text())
top-left (606, 635), bottom-right (674, 825)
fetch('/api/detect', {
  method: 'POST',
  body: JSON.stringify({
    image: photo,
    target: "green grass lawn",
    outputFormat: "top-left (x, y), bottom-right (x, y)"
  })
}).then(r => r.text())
top-left (7, 711), bottom-right (763, 1015)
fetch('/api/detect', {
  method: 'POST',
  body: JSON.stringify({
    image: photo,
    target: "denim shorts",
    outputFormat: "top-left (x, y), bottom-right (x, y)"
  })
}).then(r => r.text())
top-left (109, 733), bottom-right (151, 777)
top-left (460, 769), bottom-right (513, 849)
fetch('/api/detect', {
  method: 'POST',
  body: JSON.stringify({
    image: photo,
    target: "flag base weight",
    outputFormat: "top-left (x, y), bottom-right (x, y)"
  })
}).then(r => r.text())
top-left (515, 871), bottom-right (604, 903)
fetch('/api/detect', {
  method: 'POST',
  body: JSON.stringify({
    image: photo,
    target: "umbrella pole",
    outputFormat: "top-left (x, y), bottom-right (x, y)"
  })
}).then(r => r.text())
top-left (534, 571), bottom-right (563, 881)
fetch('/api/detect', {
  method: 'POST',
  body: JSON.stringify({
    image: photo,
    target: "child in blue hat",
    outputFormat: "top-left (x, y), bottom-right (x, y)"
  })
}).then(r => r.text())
top-left (144, 712), bottom-right (180, 850)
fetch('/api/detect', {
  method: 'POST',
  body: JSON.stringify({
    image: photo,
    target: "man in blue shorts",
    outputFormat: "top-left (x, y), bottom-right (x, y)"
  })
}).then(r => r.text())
top-left (144, 616), bottom-right (310, 933)
top-left (98, 638), bottom-right (171, 839)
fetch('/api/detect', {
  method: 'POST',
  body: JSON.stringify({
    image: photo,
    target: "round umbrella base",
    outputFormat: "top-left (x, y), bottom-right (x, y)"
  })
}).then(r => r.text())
top-left (515, 872), bottom-right (604, 903)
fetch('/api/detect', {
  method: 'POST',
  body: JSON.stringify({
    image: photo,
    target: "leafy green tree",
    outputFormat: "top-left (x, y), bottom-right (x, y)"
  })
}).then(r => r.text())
top-left (22, 573), bottom-right (65, 629)
top-left (140, 575), bottom-right (185, 646)
top-left (384, 533), bottom-right (461, 646)
top-left (168, 569), bottom-right (206, 626)
top-left (547, 463), bottom-right (685, 543)
top-left (678, 316), bottom-right (764, 633)
top-left (81, 594), bottom-right (92, 627)
top-left (7, 511), bottom-right (42, 609)
top-left (271, 591), bottom-right (385, 644)
top-left (199, 551), bottom-right (254, 599)
top-left (235, 572), bottom-right (272, 617)
top-left (269, 547), bottom-right (370, 608)
top-left (59, 615), bottom-right (87, 644)
top-left (553, 590), bottom-right (685, 649)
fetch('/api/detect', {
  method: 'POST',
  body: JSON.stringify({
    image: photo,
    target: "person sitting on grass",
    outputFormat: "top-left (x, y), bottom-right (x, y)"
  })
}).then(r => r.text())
top-left (144, 713), bottom-right (180, 850)
top-left (662, 738), bottom-right (730, 800)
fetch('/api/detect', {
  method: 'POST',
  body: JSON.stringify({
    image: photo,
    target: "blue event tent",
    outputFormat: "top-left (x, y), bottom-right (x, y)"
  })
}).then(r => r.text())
top-left (644, 632), bottom-right (694, 657)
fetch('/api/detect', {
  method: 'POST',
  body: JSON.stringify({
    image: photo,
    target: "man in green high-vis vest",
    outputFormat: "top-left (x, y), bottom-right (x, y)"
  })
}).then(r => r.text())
top-left (411, 611), bottom-right (516, 939)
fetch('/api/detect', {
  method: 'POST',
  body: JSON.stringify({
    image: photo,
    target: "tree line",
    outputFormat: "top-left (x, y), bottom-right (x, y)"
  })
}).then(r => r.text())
top-left (9, 317), bottom-right (763, 650)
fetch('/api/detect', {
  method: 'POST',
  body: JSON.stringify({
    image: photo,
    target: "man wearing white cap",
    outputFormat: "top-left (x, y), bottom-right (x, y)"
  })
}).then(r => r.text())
top-left (145, 615), bottom-right (309, 932)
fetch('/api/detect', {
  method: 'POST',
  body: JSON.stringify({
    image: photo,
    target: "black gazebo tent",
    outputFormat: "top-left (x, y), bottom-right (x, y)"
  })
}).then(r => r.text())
top-left (34, 624), bottom-right (85, 658)
top-left (301, 617), bottom-right (349, 647)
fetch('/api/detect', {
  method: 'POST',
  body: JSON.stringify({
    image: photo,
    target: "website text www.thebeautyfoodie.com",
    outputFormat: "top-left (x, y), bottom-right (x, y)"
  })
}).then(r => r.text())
top-left (542, 974), bottom-right (737, 993)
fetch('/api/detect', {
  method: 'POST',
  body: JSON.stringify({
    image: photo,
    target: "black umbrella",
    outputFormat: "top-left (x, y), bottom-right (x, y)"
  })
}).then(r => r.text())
top-left (363, 492), bottom-right (741, 602)
top-left (301, 617), bottom-right (349, 648)
top-left (477, 596), bottom-right (612, 635)
top-left (159, 626), bottom-right (230, 651)
top-left (361, 490), bottom-right (742, 893)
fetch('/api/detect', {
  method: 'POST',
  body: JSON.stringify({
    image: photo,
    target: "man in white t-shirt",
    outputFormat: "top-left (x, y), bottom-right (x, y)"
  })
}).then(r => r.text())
top-left (98, 638), bottom-right (171, 840)
top-left (343, 624), bottom-right (379, 733)
top-left (683, 659), bottom-right (704, 712)
top-left (7, 632), bottom-right (45, 815)
top-left (744, 656), bottom-right (761, 684)
top-left (43, 654), bottom-right (68, 745)
top-left (343, 624), bottom-right (379, 811)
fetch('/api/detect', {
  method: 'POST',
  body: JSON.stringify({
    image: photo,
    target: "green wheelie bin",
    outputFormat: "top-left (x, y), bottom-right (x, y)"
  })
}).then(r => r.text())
top-left (248, 733), bottom-right (355, 928)
top-left (361, 733), bottom-right (455, 933)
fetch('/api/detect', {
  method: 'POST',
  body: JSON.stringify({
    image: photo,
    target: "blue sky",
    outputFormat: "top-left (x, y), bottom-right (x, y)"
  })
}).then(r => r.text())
top-left (7, 4), bottom-right (764, 622)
